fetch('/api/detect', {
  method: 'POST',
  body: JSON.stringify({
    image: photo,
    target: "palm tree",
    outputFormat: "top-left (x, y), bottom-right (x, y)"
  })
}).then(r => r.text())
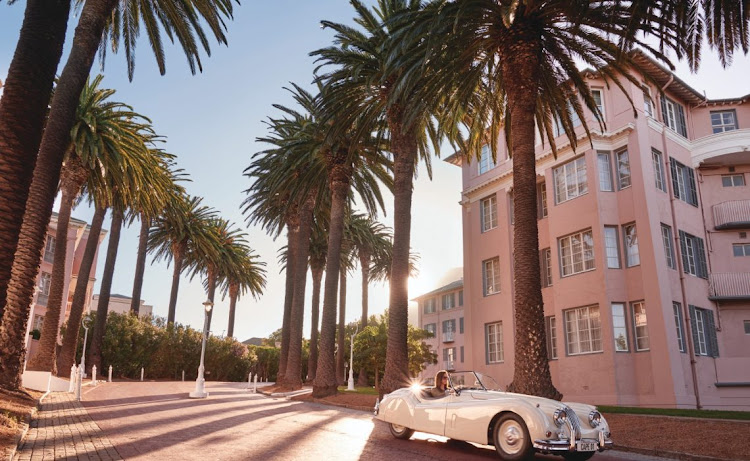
top-left (0, 0), bottom-right (70, 319)
top-left (218, 249), bottom-right (267, 338)
top-left (0, 0), bottom-right (235, 390)
top-left (27, 75), bottom-right (154, 374)
top-left (149, 195), bottom-right (219, 324)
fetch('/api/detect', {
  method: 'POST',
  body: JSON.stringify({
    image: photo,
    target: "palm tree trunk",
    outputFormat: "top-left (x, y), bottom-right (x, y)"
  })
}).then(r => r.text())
top-left (88, 208), bottom-right (123, 372)
top-left (313, 161), bottom-right (351, 398)
top-left (57, 204), bottom-right (106, 373)
top-left (357, 252), bottom-right (370, 386)
top-left (282, 193), bottom-right (316, 389)
top-left (227, 282), bottom-right (239, 338)
top-left (336, 269), bottom-right (347, 386)
top-left (382, 107), bottom-right (417, 396)
top-left (167, 243), bottom-right (185, 324)
top-left (0, 0), bottom-right (70, 320)
top-left (0, 0), bottom-right (118, 390)
top-left (306, 266), bottom-right (323, 382)
top-left (502, 36), bottom-right (561, 400)
top-left (26, 160), bottom-right (85, 374)
top-left (277, 215), bottom-right (299, 384)
top-left (130, 214), bottom-right (149, 315)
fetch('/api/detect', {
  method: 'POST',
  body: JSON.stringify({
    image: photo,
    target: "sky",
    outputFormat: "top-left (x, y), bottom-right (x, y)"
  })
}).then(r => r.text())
top-left (1, 2), bottom-right (749, 342)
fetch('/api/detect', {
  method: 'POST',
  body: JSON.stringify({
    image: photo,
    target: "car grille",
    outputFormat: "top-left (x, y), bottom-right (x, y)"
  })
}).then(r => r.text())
top-left (563, 406), bottom-right (582, 439)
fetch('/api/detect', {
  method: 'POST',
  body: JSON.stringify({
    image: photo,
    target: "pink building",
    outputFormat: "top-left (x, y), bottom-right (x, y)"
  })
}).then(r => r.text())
top-left (443, 53), bottom-right (750, 410)
top-left (26, 212), bottom-right (107, 361)
top-left (413, 279), bottom-right (470, 384)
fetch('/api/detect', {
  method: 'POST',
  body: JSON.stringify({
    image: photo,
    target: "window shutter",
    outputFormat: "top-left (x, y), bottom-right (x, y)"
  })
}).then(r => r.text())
top-left (485, 325), bottom-right (490, 365)
top-left (459, 290), bottom-right (463, 306)
top-left (442, 320), bottom-right (447, 333)
top-left (687, 168), bottom-right (698, 206)
top-left (669, 158), bottom-right (680, 199)
top-left (677, 104), bottom-right (688, 137)
top-left (459, 317), bottom-right (464, 334)
top-left (482, 263), bottom-right (487, 296)
top-left (678, 231), bottom-right (688, 271)
top-left (688, 305), bottom-right (700, 356)
top-left (660, 96), bottom-right (668, 125)
top-left (545, 317), bottom-right (553, 360)
top-left (706, 310), bottom-right (719, 357)
top-left (696, 237), bottom-right (708, 279)
top-left (460, 346), bottom-right (464, 363)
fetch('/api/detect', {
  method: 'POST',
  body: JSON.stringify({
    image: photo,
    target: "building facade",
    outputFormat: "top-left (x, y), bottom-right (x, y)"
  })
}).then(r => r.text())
top-left (26, 212), bottom-right (106, 361)
top-left (444, 53), bottom-right (750, 410)
top-left (413, 279), bottom-right (470, 384)
top-left (92, 293), bottom-right (154, 317)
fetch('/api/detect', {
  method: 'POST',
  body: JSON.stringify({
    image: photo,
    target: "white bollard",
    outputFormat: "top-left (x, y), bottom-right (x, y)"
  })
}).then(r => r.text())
top-left (108, 365), bottom-right (112, 383)
top-left (253, 375), bottom-right (258, 393)
top-left (92, 365), bottom-right (97, 386)
top-left (140, 367), bottom-right (144, 382)
top-left (75, 366), bottom-right (83, 401)
top-left (69, 365), bottom-right (77, 393)
top-left (182, 370), bottom-right (185, 382)
top-left (247, 372), bottom-right (252, 390)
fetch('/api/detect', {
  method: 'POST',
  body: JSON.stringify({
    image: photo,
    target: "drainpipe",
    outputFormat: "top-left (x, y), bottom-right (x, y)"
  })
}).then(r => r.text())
top-left (660, 75), bottom-right (702, 409)
top-left (695, 170), bottom-right (722, 331)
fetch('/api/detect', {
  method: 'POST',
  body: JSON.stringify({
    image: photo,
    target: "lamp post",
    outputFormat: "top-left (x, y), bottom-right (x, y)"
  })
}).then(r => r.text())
top-left (80, 318), bottom-right (91, 378)
top-left (346, 326), bottom-right (358, 391)
top-left (189, 300), bottom-right (213, 399)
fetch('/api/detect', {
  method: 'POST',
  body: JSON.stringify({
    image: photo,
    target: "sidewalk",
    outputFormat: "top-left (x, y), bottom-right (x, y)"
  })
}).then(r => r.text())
top-left (13, 392), bottom-right (121, 461)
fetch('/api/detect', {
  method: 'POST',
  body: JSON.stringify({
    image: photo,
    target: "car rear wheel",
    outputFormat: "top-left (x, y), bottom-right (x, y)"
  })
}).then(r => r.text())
top-left (492, 414), bottom-right (533, 460)
top-left (389, 423), bottom-right (414, 440)
top-left (563, 452), bottom-right (596, 461)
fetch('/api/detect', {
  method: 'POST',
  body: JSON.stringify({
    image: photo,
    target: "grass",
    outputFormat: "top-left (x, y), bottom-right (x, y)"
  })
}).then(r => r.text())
top-left (336, 386), bottom-right (379, 395)
top-left (598, 405), bottom-right (750, 421)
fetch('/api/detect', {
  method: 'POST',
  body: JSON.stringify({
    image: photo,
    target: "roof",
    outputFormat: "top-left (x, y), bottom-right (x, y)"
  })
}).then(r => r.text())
top-left (411, 279), bottom-right (463, 301)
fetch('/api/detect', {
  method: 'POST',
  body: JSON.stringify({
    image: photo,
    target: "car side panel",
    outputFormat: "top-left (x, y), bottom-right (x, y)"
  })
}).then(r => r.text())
top-left (412, 399), bottom-right (447, 436)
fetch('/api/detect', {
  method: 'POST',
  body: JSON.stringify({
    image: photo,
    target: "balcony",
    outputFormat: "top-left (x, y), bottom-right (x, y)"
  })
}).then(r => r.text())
top-left (713, 200), bottom-right (750, 230)
top-left (443, 331), bottom-right (455, 343)
top-left (709, 273), bottom-right (750, 300)
top-left (443, 360), bottom-right (455, 371)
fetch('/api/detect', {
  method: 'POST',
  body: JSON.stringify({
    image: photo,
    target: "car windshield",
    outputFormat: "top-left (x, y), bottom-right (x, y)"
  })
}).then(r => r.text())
top-left (448, 371), bottom-right (503, 391)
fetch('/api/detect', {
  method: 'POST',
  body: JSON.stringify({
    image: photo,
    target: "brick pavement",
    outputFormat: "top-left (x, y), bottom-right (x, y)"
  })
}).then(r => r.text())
top-left (14, 391), bottom-right (121, 461)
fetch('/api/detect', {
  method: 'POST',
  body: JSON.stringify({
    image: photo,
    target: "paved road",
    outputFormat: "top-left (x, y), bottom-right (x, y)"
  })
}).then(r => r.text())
top-left (19, 381), bottom-right (671, 461)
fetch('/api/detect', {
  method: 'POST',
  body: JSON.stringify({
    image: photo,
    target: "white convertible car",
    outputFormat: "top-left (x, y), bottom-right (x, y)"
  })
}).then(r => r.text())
top-left (374, 371), bottom-right (613, 460)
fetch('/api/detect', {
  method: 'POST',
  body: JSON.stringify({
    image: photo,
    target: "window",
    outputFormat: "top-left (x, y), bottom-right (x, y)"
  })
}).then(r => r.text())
top-left (661, 96), bottom-right (688, 137)
top-left (565, 305), bottom-right (603, 355)
top-left (486, 322), bottom-right (504, 364)
top-left (670, 158), bottom-right (698, 206)
top-left (508, 190), bottom-right (514, 225)
top-left (541, 248), bottom-right (553, 287)
top-left (652, 149), bottom-right (666, 192)
top-left (616, 149), bottom-right (631, 189)
top-left (458, 290), bottom-right (463, 306)
top-left (423, 298), bottom-right (436, 314)
top-left (745, 320), bottom-right (750, 335)
top-left (459, 317), bottom-right (464, 334)
top-left (478, 144), bottom-right (497, 175)
top-left (483, 257), bottom-right (500, 295)
top-left (623, 223), bottom-right (640, 267)
top-left (480, 195), bottom-right (498, 232)
top-left (537, 182), bottom-right (548, 219)
top-left (679, 231), bottom-right (708, 278)
top-left (673, 302), bottom-right (686, 352)
top-left (442, 293), bottom-right (455, 310)
top-left (604, 226), bottom-right (621, 269)
top-left (559, 229), bottom-right (595, 277)
top-left (424, 323), bottom-right (436, 336)
top-left (592, 89), bottom-right (605, 119)
top-left (43, 235), bottom-right (55, 263)
top-left (32, 314), bottom-right (44, 332)
top-left (711, 110), bottom-right (738, 133)
top-left (661, 224), bottom-right (676, 269)
top-left (37, 272), bottom-right (51, 306)
top-left (460, 346), bottom-right (465, 362)
top-left (734, 244), bottom-right (750, 257)
top-left (643, 86), bottom-right (654, 117)
top-left (443, 347), bottom-right (456, 365)
top-left (442, 319), bottom-right (456, 334)
top-left (597, 151), bottom-right (614, 192)
top-left (545, 316), bottom-right (558, 360)
top-left (552, 103), bottom-right (582, 137)
top-left (722, 174), bottom-right (745, 187)
top-left (689, 306), bottom-right (719, 357)
top-left (631, 301), bottom-right (649, 351)
top-left (611, 303), bottom-right (629, 352)
top-left (553, 156), bottom-right (588, 204)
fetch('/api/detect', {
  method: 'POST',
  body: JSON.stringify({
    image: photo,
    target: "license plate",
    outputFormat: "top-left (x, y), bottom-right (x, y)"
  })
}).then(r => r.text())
top-left (577, 441), bottom-right (597, 452)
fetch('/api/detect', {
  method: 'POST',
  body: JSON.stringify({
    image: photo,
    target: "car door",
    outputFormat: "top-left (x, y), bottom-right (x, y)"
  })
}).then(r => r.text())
top-left (411, 394), bottom-right (448, 436)
top-left (444, 391), bottom-right (492, 445)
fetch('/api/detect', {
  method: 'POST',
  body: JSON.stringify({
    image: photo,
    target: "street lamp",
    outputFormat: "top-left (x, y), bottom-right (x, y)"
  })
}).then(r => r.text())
top-left (80, 317), bottom-right (92, 378)
top-left (346, 326), bottom-right (358, 391)
top-left (189, 300), bottom-right (213, 399)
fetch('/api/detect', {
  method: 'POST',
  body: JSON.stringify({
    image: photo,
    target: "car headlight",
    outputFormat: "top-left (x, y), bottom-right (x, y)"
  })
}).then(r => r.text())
top-left (588, 410), bottom-right (602, 428)
top-left (553, 408), bottom-right (567, 427)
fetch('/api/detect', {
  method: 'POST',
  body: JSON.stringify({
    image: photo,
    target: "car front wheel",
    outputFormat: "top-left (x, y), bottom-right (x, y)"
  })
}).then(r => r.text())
top-left (492, 414), bottom-right (533, 460)
top-left (389, 423), bottom-right (414, 440)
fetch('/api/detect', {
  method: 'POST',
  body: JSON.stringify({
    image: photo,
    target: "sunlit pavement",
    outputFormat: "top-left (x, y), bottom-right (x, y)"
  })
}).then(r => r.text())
top-left (77, 381), bottom-right (668, 460)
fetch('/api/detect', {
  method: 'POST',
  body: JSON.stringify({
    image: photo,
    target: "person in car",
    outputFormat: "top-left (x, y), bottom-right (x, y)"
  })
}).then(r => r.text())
top-left (428, 370), bottom-right (450, 398)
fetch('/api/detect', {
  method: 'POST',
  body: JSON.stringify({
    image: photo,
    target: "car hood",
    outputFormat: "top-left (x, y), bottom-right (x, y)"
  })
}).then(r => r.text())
top-left (468, 390), bottom-right (597, 415)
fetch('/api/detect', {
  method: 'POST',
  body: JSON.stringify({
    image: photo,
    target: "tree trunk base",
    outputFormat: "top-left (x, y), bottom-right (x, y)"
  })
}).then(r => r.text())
top-left (312, 384), bottom-right (338, 399)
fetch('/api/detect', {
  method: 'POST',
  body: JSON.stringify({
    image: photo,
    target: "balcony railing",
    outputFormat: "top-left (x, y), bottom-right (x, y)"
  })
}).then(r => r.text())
top-left (443, 360), bottom-right (455, 371)
top-left (709, 273), bottom-right (750, 300)
top-left (713, 200), bottom-right (750, 230)
top-left (36, 294), bottom-right (49, 306)
top-left (443, 331), bottom-right (455, 343)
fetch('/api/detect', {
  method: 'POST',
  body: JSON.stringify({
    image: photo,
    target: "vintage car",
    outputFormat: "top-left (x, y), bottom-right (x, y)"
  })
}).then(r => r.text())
top-left (374, 371), bottom-right (613, 460)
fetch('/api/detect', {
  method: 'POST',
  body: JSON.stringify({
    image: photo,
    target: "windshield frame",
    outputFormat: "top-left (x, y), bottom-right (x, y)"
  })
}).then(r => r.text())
top-left (447, 370), bottom-right (503, 392)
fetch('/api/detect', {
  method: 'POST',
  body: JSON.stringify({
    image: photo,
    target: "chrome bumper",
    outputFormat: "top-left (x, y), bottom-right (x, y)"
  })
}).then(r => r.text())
top-left (533, 437), bottom-right (614, 453)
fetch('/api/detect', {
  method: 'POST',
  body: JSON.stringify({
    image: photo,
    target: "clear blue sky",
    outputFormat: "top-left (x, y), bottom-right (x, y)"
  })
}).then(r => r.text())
top-left (1, 2), bottom-right (748, 341)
